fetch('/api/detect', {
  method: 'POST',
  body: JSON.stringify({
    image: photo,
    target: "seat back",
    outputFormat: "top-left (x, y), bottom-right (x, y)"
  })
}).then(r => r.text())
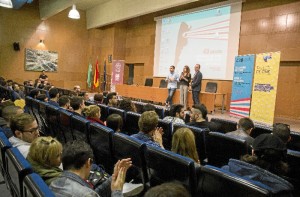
top-left (145, 145), bottom-right (197, 196)
top-left (158, 119), bottom-right (172, 150)
top-left (89, 123), bottom-right (114, 174)
top-left (198, 165), bottom-right (270, 197)
top-left (5, 148), bottom-right (33, 197)
top-left (210, 118), bottom-right (237, 133)
top-left (112, 133), bottom-right (148, 185)
top-left (206, 132), bottom-right (248, 167)
top-left (124, 111), bottom-right (141, 135)
top-left (144, 78), bottom-right (153, 87)
top-left (132, 101), bottom-right (146, 114)
top-left (205, 82), bottom-right (217, 93)
top-left (97, 104), bottom-right (109, 121)
top-left (250, 125), bottom-right (272, 138)
top-left (58, 109), bottom-right (74, 143)
top-left (84, 100), bottom-right (94, 106)
top-left (0, 132), bottom-right (11, 178)
top-left (287, 131), bottom-right (300, 151)
top-left (159, 79), bottom-right (167, 88)
top-left (45, 105), bottom-right (64, 143)
top-left (173, 124), bottom-right (209, 164)
top-left (31, 99), bottom-right (47, 135)
top-left (23, 173), bottom-right (55, 197)
top-left (25, 96), bottom-right (34, 116)
top-left (38, 101), bottom-right (50, 135)
top-left (70, 115), bottom-right (90, 143)
top-left (154, 106), bottom-right (165, 119)
top-left (286, 149), bottom-right (300, 193)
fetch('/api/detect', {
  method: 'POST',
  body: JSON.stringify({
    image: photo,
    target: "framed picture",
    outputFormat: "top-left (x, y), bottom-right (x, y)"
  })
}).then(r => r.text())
top-left (25, 48), bottom-right (58, 72)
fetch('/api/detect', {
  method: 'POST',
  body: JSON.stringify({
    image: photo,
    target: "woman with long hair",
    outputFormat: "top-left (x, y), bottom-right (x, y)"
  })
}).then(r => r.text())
top-left (172, 127), bottom-right (200, 164)
top-left (179, 65), bottom-right (191, 109)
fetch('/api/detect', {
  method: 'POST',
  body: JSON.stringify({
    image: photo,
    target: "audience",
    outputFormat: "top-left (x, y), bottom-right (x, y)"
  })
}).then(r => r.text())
top-left (83, 105), bottom-right (105, 125)
top-left (36, 94), bottom-right (48, 102)
top-left (163, 104), bottom-right (185, 125)
top-left (106, 114), bottom-right (123, 132)
top-left (27, 136), bottom-right (63, 185)
top-left (73, 85), bottom-right (81, 95)
top-left (144, 182), bottom-right (190, 197)
top-left (48, 88), bottom-right (60, 107)
top-left (58, 95), bottom-right (71, 110)
top-left (272, 123), bottom-right (291, 144)
top-left (106, 92), bottom-right (118, 107)
top-left (9, 113), bottom-right (40, 157)
top-left (0, 105), bottom-right (23, 138)
top-left (226, 117), bottom-right (254, 146)
top-left (142, 103), bottom-right (156, 113)
top-left (118, 98), bottom-right (136, 112)
top-left (172, 128), bottom-right (200, 164)
top-left (94, 93), bottom-right (104, 104)
top-left (131, 111), bottom-right (164, 149)
top-left (70, 96), bottom-right (85, 116)
top-left (29, 89), bottom-right (40, 99)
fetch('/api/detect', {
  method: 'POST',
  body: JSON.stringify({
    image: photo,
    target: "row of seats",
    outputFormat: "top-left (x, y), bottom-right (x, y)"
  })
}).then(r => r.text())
top-left (0, 132), bottom-right (54, 197)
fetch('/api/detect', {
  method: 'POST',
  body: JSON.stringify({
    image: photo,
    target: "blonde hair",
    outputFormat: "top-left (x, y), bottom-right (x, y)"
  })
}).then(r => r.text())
top-left (27, 136), bottom-right (62, 167)
top-left (83, 105), bottom-right (100, 118)
top-left (172, 128), bottom-right (199, 163)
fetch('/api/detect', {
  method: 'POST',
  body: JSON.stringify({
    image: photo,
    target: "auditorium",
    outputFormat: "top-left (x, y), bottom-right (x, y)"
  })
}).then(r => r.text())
top-left (0, 0), bottom-right (300, 196)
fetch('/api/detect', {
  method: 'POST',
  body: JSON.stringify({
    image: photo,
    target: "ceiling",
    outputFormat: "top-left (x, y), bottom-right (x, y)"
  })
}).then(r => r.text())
top-left (75, 0), bottom-right (110, 10)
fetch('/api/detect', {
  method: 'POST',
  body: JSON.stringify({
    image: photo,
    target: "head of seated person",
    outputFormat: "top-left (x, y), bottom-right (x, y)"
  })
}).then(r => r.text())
top-left (29, 89), bottom-right (40, 98)
top-left (106, 114), bottom-right (123, 132)
top-left (106, 92), bottom-right (117, 107)
top-left (144, 182), bottom-right (190, 197)
top-left (142, 103), bottom-right (156, 113)
top-left (118, 98), bottom-right (136, 112)
top-left (172, 127), bottom-right (200, 164)
top-left (272, 123), bottom-right (291, 144)
top-left (27, 136), bottom-right (63, 185)
top-left (237, 117), bottom-right (254, 136)
top-left (58, 95), bottom-right (71, 110)
top-left (94, 93), bottom-right (103, 104)
top-left (36, 94), bottom-right (48, 102)
top-left (70, 96), bottom-right (85, 115)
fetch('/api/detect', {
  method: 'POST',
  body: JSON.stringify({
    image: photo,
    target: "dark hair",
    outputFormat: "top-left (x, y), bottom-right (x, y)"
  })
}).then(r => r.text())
top-left (105, 92), bottom-right (117, 105)
top-left (49, 88), bottom-right (59, 99)
top-left (29, 89), bottom-right (40, 98)
top-left (192, 104), bottom-right (207, 119)
top-left (10, 113), bottom-right (35, 135)
top-left (58, 96), bottom-right (70, 107)
top-left (118, 98), bottom-right (135, 112)
top-left (36, 94), bottom-right (47, 102)
top-left (144, 182), bottom-right (190, 197)
top-left (238, 118), bottom-right (254, 131)
top-left (169, 104), bottom-right (184, 117)
top-left (273, 123), bottom-right (290, 143)
top-left (94, 93), bottom-right (103, 103)
top-left (142, 104), bottom-right (156, 113)
top-left (62, 140), bottom-right (94, 170)
top-left (70, 96), bottom-right (84, 110)
top-left (106, 114), bottom-right (123, 132)
top-left (170, 65), bottom-right (175, 69)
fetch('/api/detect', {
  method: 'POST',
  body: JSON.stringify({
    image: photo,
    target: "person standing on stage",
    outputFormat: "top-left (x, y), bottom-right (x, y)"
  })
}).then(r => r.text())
top-left (39, 70), bottom-right (48, 84)
top-left (179, 65), bottom-right (191, 109)
top-left (191, 64), bottom-right (202, 104)
top-left (165, 65), bottom-right (179, 107)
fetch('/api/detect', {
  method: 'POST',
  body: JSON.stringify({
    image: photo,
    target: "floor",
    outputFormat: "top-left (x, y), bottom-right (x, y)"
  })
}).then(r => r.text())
top-left (0, 174), bottom-right (11, 197)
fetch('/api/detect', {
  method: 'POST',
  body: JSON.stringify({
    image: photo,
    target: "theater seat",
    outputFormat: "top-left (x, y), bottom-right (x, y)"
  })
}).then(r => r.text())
top-left (145, 145), bottom-right (198, 196)
top-left (70, 115), bottom-right (90, 143)
top-left (0, 132), bottom-right (11, 188)
top-left (125, 111), bottom-right (141, 135)
top-left (250, 124), bottom-right (272, 138)
top-left (23, 173), bottom-right (55, 197)
top-left (45, 105), bottom-right (64, 143)
top-left (144, 78), bottom-right (153, 87)
top-left (210, 118), bottom-right (237, 133)
top-left (288, 131), bottom-right (300, 151)
top-left (97, 104), bottom-right (109, 122)
top-left (5, 147), bottom-right (33, 197)
top-left (206, 132), bottom-right (248, 167)
top-left (58, 109), bottom-right (74, 143)
top-left (108, 107), bottom-right (126, 132)
top-left (158, 119), bottom-right (172, 150)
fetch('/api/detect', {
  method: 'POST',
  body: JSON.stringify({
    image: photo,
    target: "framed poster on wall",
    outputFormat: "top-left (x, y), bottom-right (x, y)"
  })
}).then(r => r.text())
top-left (25, 48), bottom-right (58, 72)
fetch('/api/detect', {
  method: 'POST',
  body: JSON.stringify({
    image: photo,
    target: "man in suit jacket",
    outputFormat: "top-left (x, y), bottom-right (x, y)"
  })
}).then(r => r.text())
top-left (191, 64), bottom-right (202, 104)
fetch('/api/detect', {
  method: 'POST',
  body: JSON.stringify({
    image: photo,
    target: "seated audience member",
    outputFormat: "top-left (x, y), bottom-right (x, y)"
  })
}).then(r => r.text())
top-left (27, 136), bottom-right (63, 185)
top-left (94, 93), bottom-right (104, 104)
top-left (131, 111), bottom-right (164, 148)
top-left (48, 88), bottom-right (60, 107)
top-left (34, 79), bottom-right (42, 88)
top-left (49, 140), bottom-right (132, 197)
top-left (73, 85), bottom-right (81, 95)
top-left (58, 95), bottom-right (71, 110)
top-left (0, 100), bottom-right (15, 116)
top-left (79, 92), bottom-right (90, 101)
top-left (118, 98), bottom-right (136, 112)
top-left (9, 113), bottom-right (40, 157)
top-left (105, 92), bottom-right (118, 107)
top-left (186, 104), bottom-right (219, 131)
top-left (70, 96), bottom-right (85, 116)
top-left (163, 104), bottom-right (185, 125)
top-left (144, 182), bottom-right (190, 197)
top-left (222, 134), bottom-right (293, 193)
top-left (28, 80), bottom-right (34, 86)
top-left (172, 128), bottom-right (200, 164)
top-left (12, 83), bottom-right (25, 99)
top-left (106, 114), bottom-right (123, 132)
top-left (29, 89), bottom-right (40, 98)
top-left (83, 105), bottom-right (105, 125)
top-left (0, 105), bottom-right (23, 138)
top-left (36, 94), bottom-right (48, 102)
top-left (272, 123), bottom-right (291, 144)
top-left (142, 103), bottom-right (156, 113)
top-left (226, 117), bottom-right (254, 146)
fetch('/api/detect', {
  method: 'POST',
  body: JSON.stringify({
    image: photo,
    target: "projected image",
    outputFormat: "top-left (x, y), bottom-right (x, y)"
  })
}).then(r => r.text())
top-left (154, 4), bottom-right (241, 80)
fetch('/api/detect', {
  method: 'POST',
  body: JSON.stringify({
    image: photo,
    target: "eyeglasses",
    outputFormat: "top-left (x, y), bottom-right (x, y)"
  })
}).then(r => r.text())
top-left (273, 123), bottom-right (290, 129)
top-left (22, 127), bottom-right (40, 134)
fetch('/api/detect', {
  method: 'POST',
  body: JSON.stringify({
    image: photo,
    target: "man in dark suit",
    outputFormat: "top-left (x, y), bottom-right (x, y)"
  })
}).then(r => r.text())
top-left (191, 64), bottom-right (202, 104)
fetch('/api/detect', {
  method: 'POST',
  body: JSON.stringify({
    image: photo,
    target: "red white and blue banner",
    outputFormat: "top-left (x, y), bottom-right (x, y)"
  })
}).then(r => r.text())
top-left (230, 55), bottom-right (255, 117)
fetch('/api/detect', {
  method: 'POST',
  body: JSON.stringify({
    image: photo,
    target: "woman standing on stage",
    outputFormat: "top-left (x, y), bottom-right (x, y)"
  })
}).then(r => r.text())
top-left (179, 65), bottom-right (191, 109)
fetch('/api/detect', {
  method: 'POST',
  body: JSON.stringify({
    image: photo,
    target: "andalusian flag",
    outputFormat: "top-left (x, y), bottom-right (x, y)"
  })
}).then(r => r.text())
top-left (87, 62), bottom-right (92, 88)
top-left (93, 59), bottom-right (99, 88)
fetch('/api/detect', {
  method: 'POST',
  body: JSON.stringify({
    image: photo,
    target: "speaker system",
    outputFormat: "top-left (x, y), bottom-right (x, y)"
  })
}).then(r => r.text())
top-left (13, 42), bottom-right (20, 51)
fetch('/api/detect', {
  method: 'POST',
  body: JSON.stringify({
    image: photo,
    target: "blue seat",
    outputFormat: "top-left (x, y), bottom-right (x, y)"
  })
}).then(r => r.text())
top-left (198, 165), bottom-right (272, 197)
top-left (97, 104), bottom-right (109, 122)
top-left (205, 132), bottom-right (248, 167)
top-left (31, 99), bottom-right (47, 135)
top-left (158, 119), bottom-right (172, 150)
top-left (45, 105), bottom-right (65, 143)
top-left (288, 131), bottom-right (300, 151)
top-left (58, 109), bottom-right (74, 143)
top-left (132, 101), bottom-right (146, 114)
top-left (5, 147), bottom-right (33, 197)
top-left (112, 133), bottom-right (148, 187)
top-left (250, 124), bottom-right (272, 138)
top-left (286, 149), bottom-right (300, 195)
top-left (38, 101), bottom-right (50, 135)
top-left (173, 124), bottom-right (209, 164)
top-left (89, 123), bottom-right (114, 174)
top-left (0, 132), bottom-right (12, 187)
top-left (70, 115), bottom-right (90, 143)
top-left (23, 173), bottom-right (55, 197)
top-left (25, 96), bottom-right (34, 116)
top-left (145, 145), bottom-right (198, 196)
top-left (210, 118), bottom-right (237, 133)
top-left (154, 106), bottom-right (164, 119)
top-left (124, 111), bottom-right (141, 135)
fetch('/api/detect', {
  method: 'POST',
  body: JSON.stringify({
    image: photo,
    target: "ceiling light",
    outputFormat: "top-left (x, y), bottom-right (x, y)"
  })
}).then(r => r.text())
top-left (68, 4), bottom-right (80, 19)
top-left (0, 0), bottom-right (13, 8)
